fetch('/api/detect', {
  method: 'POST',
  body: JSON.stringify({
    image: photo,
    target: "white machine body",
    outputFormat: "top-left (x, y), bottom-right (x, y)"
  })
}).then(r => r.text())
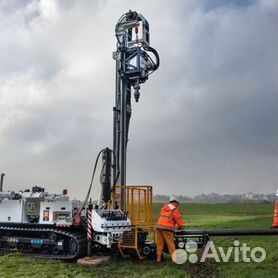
top-left (0, 188), bottom-right (83, 226)
top-left (39, 200), bottom-right (83, 226)
top-left (91, 209), bottom-right (131, 248)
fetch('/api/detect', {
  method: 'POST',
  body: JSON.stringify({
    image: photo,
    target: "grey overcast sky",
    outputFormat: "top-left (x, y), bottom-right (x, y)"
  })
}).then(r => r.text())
top-left (0, 0), bottom-right (276, 199)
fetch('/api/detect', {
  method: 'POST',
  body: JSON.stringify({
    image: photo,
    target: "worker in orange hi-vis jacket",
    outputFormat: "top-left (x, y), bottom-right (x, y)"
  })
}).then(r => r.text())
top-left (272, 189), bottom-right (278, 228)
top-left (156, 196), bottom-right (185, 262)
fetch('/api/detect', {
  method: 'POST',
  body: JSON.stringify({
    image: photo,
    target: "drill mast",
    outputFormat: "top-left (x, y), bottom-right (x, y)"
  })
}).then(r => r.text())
top-left (112, 11), bottom-right (159, 210)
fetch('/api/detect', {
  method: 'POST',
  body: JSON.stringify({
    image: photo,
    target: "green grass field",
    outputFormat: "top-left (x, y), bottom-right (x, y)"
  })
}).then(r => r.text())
top-left (0, 202), bottom-right (277, 278)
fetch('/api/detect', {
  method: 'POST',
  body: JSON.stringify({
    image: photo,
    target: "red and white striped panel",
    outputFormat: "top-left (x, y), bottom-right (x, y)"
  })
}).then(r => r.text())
top-left (56, 224), bottom-right (71, 227)
top-left (87, 210), bottom-right (92, 240)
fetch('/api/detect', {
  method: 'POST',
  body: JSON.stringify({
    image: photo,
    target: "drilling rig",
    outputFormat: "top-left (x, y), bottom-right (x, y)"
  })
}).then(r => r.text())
top-left (0, 10), bottom-right (159, 260)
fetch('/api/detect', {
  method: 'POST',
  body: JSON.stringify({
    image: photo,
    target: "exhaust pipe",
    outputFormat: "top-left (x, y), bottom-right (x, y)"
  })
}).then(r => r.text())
top-left (0, 173), bottom-right (5, 192)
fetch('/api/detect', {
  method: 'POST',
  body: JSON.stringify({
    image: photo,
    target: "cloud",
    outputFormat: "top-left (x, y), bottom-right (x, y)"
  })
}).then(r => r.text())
top-left (0, 0), bottom-right (276, 199)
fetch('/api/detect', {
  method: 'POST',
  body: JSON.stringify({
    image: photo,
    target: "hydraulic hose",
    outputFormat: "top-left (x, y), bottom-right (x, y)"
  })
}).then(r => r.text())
top-left (144, 45), bottom-right (160, 70)
top-left (71, 148), bottom-right (106, 220)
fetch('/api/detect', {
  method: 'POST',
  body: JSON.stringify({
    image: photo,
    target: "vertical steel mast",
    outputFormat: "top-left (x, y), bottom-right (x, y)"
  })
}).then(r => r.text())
top-left (112, 11), bottom-right (160, 211)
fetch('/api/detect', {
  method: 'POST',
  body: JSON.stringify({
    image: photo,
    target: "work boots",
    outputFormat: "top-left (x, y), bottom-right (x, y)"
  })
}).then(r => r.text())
top-left (156, 254), bottom-right (163, 263)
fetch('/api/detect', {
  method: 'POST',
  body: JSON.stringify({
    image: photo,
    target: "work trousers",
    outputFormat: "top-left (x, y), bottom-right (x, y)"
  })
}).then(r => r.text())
top-left (156, 228), bottom-right (176, 258)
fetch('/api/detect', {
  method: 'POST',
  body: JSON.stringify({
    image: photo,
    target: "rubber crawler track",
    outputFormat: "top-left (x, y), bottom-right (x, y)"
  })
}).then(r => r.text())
top-left (0, 225), bottom-right (87, 260)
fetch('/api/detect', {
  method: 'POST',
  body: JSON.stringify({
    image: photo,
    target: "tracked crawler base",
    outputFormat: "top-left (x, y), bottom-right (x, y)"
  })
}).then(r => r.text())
top-left (0, 223), bottom-right (87, 260)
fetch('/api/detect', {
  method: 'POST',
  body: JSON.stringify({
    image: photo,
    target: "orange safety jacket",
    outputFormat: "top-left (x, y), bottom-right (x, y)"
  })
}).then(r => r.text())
top-left (272, 201), bottom-right (278, 228)
top-left (157, 203), bottom-right (185, 231)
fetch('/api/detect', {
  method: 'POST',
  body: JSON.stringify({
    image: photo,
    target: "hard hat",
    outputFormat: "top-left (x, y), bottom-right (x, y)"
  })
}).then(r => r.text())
top-left (169, 196), bottom-right (179, 203)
